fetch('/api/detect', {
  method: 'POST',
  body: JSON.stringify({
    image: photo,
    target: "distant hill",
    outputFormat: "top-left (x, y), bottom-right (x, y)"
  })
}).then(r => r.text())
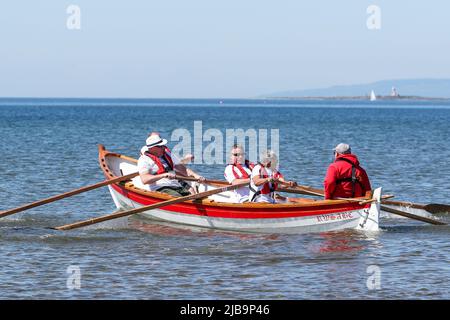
top-left (265, 79), bottom-right (450, 98)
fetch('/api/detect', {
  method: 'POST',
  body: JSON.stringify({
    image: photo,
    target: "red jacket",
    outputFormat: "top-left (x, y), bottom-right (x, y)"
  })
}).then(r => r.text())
top-left (324, 154), bottom-right (371, 199)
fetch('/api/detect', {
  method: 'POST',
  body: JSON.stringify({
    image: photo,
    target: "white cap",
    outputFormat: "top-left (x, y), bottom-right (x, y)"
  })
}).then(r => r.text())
top-left (333, 143), bottom-right (351, 154)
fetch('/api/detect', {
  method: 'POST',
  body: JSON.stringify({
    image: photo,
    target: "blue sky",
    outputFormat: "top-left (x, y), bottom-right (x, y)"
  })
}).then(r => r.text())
top-left (0, 1), bottom-right (449, 98)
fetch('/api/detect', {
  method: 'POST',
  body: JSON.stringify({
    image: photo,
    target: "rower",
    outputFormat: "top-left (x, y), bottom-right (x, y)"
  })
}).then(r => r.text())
top-left (138, 132), bottom-right (205, 197)
top-left (223, 144), bottom-right (254, 203)
top-left (323, 143), bottom-right (372, 200)
top-left (249, 150), bottom-right (296, 203)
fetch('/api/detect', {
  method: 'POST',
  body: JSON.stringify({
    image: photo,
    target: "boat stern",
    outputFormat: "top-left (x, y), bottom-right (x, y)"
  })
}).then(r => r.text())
top-left (356, 187), bottom-right (382, 232)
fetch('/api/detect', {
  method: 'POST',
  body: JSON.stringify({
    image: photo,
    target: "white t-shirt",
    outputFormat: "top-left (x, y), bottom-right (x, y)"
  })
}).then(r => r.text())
top-left (224, 164), bottom-right (252, 203)
top-left (249, 164), bottom-right (276, 203)
top-left (137, 151), bottom-right (181, 191)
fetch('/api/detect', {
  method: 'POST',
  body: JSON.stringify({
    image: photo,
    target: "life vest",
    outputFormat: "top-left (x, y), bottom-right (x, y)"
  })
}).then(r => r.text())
top-left (334, 157), bottom-right (366, 197)
top-left (249, 163), bottom-right (278, 202)
top-left (229, 160), bottom-right (255, 179)
top-left (144, 146), bottom-right (174, 175)
top-left (273, 170), bottom-right (284, 182)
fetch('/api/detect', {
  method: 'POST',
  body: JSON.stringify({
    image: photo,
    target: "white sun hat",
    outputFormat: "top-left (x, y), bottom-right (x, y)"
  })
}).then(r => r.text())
top-left (145, 134), bottom-right (168, 149)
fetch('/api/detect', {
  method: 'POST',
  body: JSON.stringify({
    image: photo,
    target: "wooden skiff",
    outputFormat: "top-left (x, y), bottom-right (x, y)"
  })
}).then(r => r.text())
top-left (98, 145), bottom-right (382, 234)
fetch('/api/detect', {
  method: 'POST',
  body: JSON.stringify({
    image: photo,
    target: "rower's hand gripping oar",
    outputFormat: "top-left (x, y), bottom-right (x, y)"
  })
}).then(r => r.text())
top-left (0, 171), bottom-right (140, 219)
top-left (52, 181), bottom-right (249, 231)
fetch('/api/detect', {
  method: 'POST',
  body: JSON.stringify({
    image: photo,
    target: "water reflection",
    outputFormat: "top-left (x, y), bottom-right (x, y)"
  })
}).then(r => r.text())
top-left (128, 217), bottom-right (281, 241)
top-left (307, 230), bottom-right (382, 254)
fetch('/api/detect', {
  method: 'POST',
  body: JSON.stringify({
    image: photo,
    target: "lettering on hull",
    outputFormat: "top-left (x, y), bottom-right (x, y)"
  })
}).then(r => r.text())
top-left (316, 212), bottom-right (354, 223)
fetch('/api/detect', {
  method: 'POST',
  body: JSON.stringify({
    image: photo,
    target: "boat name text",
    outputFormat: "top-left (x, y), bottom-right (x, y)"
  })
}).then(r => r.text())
top-left (316, 212), bottom-right (353, 223)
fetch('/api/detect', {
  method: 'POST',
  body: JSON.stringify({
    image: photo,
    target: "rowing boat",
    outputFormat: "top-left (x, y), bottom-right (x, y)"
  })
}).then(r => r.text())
top-left (98, 145), bottom-right (382, 234)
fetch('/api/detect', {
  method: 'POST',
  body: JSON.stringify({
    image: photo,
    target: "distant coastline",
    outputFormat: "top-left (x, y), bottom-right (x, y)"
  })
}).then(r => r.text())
top-left (264, 95), bottom-right (450, 101)
top-left (1, 96), bottom-right (450, 103)
top-left (264, 79), bottom-right (450, 100)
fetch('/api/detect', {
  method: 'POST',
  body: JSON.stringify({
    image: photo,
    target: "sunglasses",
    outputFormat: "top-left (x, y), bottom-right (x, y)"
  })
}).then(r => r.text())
top-left (232, 153), bottom-right (244, 156)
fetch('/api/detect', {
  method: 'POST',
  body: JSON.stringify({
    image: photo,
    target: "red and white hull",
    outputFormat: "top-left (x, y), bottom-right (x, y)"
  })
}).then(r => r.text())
top-left (107, 183), bottom-right (381, 234)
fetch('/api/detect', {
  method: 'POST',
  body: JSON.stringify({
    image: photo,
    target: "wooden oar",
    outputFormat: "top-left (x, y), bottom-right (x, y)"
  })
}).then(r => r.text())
top-left (382, 200), bottom-right (450, 214)
top-left (0, 172), bottom-right (139, 219)
top-left (278, 185), bottom-right (324, 197)
top-left (380, 205), bottom-right (446, 225)
top-left (53, 181), bottom-right (249, 231)
top-left (279, 185), bottom-right (392, 204)
top-left (174, 175), bottom-right (225, 186)
top-left (280, 185), bottom-right (446, 226)
top-left (280, 185), bottom-right (450, 214)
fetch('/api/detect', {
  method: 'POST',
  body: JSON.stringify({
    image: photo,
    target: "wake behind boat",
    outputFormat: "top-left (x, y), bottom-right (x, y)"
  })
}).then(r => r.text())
top-left (98, 145), bottom-right (382, 234)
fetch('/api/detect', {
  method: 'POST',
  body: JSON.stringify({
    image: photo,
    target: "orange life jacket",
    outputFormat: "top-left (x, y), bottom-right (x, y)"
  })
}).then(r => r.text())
top-left (230, 160), bottom-right (255, 179)
top-left (249, 163), bottom-right (281, 201)
top-left (144, 147), bottom-right (174, 174)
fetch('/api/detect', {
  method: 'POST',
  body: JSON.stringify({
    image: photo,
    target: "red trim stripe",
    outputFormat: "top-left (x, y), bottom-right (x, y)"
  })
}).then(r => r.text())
top-left (111, 184), bottom-right (368, 219)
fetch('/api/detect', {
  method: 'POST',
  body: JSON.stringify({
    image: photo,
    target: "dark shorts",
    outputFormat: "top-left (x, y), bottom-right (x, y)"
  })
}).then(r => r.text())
top-left (156, 186), bottom-right (191, 197)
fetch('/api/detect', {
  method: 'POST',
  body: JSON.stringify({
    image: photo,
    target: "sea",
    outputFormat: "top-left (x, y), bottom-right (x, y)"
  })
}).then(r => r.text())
top-left (0, 98), bottom-right (449, 300)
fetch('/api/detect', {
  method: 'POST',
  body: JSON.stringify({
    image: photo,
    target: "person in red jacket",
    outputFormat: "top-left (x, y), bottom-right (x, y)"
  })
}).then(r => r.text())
top-left (324, 143), bottom-right (371, 200)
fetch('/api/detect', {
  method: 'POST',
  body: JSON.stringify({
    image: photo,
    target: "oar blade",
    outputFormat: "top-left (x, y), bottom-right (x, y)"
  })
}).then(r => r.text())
top-left (423, 203), bottom-right (450, 214)
top-left (380, 205), bottom-right (447, 226)
top-left (0, 171), bottom-right (139, 219)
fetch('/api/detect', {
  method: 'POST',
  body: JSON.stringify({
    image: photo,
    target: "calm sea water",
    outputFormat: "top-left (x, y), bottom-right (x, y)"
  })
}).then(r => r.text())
top-left (0, 98), bottom-right (449, 299)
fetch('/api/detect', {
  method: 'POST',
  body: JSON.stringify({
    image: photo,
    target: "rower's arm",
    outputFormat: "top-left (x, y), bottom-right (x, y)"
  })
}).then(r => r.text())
top-left (252, 175), bottom-right (271, 186)
top-left (138, 158), bottom-right (173, 185)
top-left (276, 177), bottom-right (297, 187)
top-left (231, 178), bottom-right (250, 185)
top-left (140, 172), bottom-right (171, 185)
top-left (174, 164), bottom-right (203, 180)
top-left (174, 164), bottom-right (188, 176)
top-left (323, 165), bottom-right (337, 200)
